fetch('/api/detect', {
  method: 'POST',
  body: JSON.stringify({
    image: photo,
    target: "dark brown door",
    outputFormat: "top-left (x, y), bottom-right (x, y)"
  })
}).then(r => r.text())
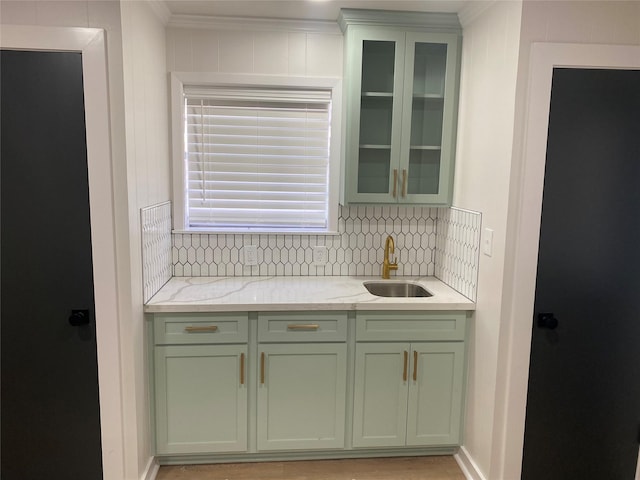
top-left (1, 50), bottom-right (103, 478)
top-left (522, 68), bottom-right (640, 479)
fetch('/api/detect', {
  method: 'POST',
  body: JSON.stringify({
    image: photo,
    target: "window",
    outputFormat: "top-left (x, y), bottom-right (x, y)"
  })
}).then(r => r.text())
top-left (171, 74), bottom-right (342, 233)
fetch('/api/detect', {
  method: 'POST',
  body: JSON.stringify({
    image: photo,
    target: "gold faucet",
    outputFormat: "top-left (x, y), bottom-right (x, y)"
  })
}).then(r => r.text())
top-left (382, 235), bottom-right (398, 279)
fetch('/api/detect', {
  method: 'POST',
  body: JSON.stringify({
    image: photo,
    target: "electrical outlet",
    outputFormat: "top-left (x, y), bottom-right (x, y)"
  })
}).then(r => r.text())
top-left (483, 228), bottom-right (494, 257)
top-left (243, 245), bottom-right (258, 266)
top-left (312, 246), bottom-right (328, 265)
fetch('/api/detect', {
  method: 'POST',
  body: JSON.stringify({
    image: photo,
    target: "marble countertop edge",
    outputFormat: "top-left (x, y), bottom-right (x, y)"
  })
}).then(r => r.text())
top-left (144, 276), bottom-right (475, 313)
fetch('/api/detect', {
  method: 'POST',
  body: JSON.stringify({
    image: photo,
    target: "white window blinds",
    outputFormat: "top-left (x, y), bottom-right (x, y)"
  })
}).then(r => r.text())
top-left (184, 86), bottom-right (332, 231)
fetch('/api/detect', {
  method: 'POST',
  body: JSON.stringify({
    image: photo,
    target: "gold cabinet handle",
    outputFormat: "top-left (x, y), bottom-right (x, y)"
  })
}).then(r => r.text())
top-left (287, 324), bottom-right (319, 331)
top-left (403, 351), bottom-right (408, 382)
top-left (260, 352), bottom-right (265, 385)
top-left (184, 325), bottom-right (218, 333)
top-left (413, 350), bottom-right (418, 382)
top-left (240, 353), bottom-right (245, 386)
top-left (392, 169), bottom-right (398, 198)
top-left (402, 169), bottom-right (407, 198)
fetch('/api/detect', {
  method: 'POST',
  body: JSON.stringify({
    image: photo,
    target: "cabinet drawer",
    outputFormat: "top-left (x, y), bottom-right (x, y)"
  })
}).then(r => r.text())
top-left (356, 311), bottom-right (466, 342)
top-left (258, 311), bottom-right (348, 342)
top-left (154, 313), bottom-right (248, 345)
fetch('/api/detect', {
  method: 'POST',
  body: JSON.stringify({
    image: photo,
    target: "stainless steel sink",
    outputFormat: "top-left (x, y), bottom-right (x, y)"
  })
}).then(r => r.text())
top-left (363, 281), bottom-right (433, 298)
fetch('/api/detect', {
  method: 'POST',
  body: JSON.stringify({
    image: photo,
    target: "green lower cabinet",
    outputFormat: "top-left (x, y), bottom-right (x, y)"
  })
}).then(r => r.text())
top-left (353, 341), bottom-right (464, 448)
top-left (257, 343), bottom-right (347, 451)
top-left (352, 343), bottom-right (409, 447)
top-left (406, 342), bottom-right (464, 446)
top-left (151, 310), bottom-right (468, 460)
top-left (154, 345), bottom-right (248, 454)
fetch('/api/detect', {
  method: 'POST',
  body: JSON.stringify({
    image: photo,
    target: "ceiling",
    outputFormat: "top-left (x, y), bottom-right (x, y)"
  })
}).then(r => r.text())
top-left (162, 1), bottom-right (469, 21)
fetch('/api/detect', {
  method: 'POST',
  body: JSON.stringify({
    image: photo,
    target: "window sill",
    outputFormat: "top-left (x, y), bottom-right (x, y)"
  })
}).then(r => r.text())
top-left (173, 229), bottom-right (341, 236)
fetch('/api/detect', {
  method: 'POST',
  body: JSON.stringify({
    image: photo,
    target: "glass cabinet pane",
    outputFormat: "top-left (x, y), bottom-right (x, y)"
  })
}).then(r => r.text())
top-left (408, 42), bottom-right (447, 195)
top-left (408, 150), bottom-right (440, 195)
top-left (360, 97), bottom-right (393, 146)
top-left (412, 43), bottom-right (447, 96)
top-left (358, 148), bottom-right (392, 194)
top-left (361, 41), bottom-right (396, 93)
top-left (358, 40), bottom-right (396, 195)
top-left (410, 98), bottom-right (443, 147)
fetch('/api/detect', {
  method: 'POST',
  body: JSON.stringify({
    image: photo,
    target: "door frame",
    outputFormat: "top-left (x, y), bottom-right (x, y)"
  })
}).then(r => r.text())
top-left (0, 26), bottom-right (125, 480)
top-left (496, 43), bottom-right (640, 480)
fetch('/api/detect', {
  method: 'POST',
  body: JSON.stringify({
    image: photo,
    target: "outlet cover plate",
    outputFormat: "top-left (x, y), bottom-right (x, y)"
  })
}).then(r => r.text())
top-left (312, 246), bottom-right (328, 265)
top-left (243, 245), bottom-right (258, 266)
top-left (483, 228), bottom-right (494, 257)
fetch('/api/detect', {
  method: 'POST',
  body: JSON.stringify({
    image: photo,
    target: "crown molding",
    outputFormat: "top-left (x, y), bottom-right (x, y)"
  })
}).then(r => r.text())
top-left (167, 14), bottom-right (342, 34)
top-left (338, 8), bottom-right (461, 33)
top-left (457, 1), bottom-right (497, 28)
top-left (146, 0), bottom-right (171, 25)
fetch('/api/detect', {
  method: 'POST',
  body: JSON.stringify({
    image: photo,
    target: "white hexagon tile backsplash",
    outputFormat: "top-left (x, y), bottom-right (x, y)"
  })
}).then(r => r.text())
top-left (142, 203), bottom-right (481, 302)
top-left (434, 207), bottom-right (481, 301)
top-left (172, 205), bottom-right (439, 278)
top-left (141, 201), bottom-right (173, 303)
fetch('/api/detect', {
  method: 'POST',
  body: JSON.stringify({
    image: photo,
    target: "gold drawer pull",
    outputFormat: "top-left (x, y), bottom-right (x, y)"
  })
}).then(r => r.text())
top-left (413, 350), bottom-right (418, 382)
top-left (184, 325), bottom-right (218, 333)
top-left (392, 169), bottom-right (398, 198)
top-left (287, 324), bottom-right (319, 331)
top-left (402, 169), bottom-right (407, 198)
top-left (260, 352), bottom-right (265, 385)
top-left (240, 353), bottom-right (245, 385)
top-left (403, 351), bottom-right (408, 382)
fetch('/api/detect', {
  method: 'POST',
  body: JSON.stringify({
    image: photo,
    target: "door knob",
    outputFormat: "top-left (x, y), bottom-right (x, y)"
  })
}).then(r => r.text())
top-left (537, 312), bottom-right (558, 330)
top-left (69, 309), bottom-right (90, 326)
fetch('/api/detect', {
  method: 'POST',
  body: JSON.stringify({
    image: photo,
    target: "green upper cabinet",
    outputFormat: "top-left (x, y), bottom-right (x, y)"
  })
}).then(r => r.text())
top-left (339, 10), bottom-right (462, 205)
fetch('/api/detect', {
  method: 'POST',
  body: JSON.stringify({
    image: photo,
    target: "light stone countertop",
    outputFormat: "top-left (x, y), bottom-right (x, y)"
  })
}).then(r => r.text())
top-left (144, 276), bottom-right (475, 313)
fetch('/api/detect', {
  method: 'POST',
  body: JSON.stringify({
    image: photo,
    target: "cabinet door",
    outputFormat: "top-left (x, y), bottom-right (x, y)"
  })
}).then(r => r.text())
top-left (345, 28), bottom-right (406, 203)
top-left (155, 345), bottom-right (248, 454)
top-left (352, 343), bottom-right (409, 447)
top-left (406, 342), bottom-right (464, 446)
top-left (257, 343), bottom-right (347, 451)
top-left (400, 32), bottom-right (460, 205)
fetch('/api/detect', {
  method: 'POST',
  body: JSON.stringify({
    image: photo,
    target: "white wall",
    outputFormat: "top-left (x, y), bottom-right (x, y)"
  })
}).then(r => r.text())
top-left (166, 21), bottom-right (343, 76)
top-left (451, 2), bottom-right (523, 478)
top-left (0, 1), bottom-right (136, 478)
top-left (120, 1), bottom-right (171, 478)
top-left (122, 3), bottom-right (171, 208)
top-left (493, 1), bottom-right (640, 479)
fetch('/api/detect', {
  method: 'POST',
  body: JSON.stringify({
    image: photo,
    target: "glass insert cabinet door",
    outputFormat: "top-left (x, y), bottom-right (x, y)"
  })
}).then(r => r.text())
top-left (347, 29), bottom-right (405, 204)
top-left (345, 29), bottom-right (460, 205)
top-left (357, 40), bottom-right (396, 196)
top-left (405, 40), bottom-right (447, 197)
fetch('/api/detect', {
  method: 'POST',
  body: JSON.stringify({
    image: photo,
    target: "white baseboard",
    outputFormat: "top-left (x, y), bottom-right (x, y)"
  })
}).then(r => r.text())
top-left (141, 456), bottom-right (159, 480)
top-left (455, 446), bottom-right (487, 480)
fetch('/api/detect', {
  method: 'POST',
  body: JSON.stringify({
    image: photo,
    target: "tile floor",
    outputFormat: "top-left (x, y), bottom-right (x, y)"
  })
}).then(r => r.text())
top-left (156, 456), bottom-right (466, 480)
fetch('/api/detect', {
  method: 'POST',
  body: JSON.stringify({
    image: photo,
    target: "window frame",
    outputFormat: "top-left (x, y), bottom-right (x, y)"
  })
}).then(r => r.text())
top-left (170, 72), bottom-right (342, 233)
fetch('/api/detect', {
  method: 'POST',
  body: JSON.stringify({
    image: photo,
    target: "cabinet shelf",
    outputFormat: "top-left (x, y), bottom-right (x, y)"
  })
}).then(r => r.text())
top-left (410, 145), bottom-right (441, 151)
top-left (413, 94), bottom-right (444, 99)
top-left (362, 92), bottom-right (394, 98)
top-left (360, 144), bottom-right (392, 149)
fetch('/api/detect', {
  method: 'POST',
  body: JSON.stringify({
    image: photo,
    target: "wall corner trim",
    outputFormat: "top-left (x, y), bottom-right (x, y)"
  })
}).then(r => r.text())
top-left (141, 456), bottom-right (160, 480)
top-left (457, 0), bottom-right (497, 28)
top-left (455, 446), bottom-right (488, 480)
top-left (146, 0), bottom-right (172, 25)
